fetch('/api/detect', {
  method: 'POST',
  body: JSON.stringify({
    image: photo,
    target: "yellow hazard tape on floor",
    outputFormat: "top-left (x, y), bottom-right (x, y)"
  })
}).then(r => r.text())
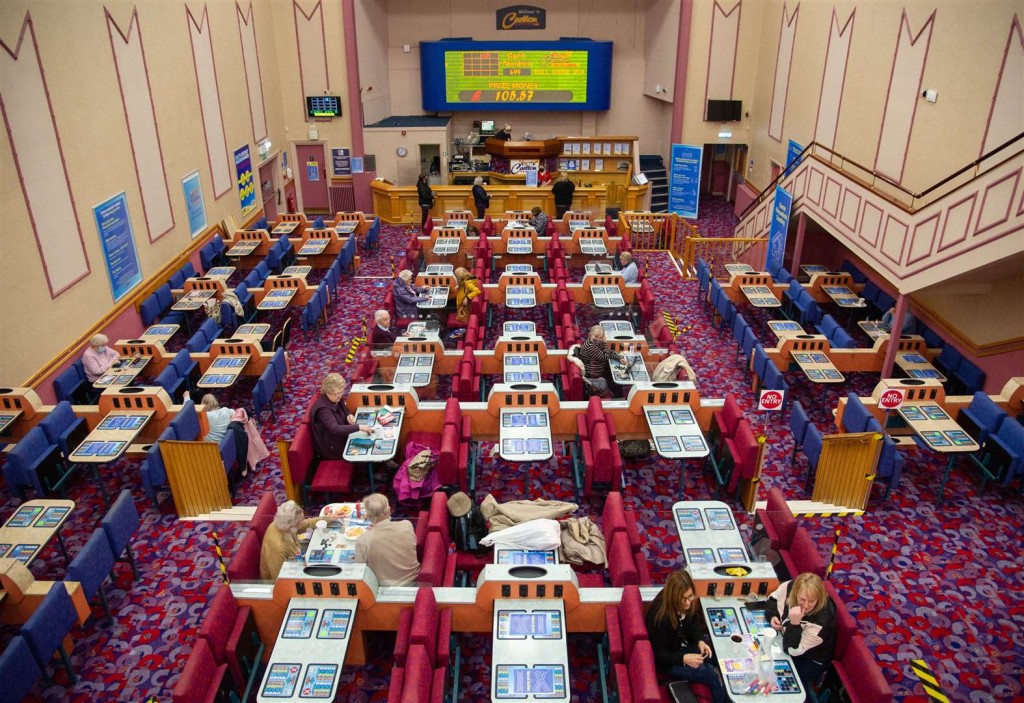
top-left (911, 659), bottom-right (951, 703)
top-left (794, 511), bottom-right (864, 518)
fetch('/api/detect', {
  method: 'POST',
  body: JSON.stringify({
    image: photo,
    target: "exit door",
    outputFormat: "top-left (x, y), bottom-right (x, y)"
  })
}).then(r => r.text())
top-left (296, 143), bottom-right (329, 211)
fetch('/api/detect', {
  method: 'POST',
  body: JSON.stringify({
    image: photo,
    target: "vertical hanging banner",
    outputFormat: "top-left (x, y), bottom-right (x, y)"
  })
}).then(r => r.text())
top-left (93, 192), bottom-right (142, 302)
top-left (767, 186), bottom-right (793, 273)
top-left (785, 139), bottom-right (804, 176)
top-left (668, 143), bottom-right (703, 219)
top-left (181, 171), bottom-right (207, 238)
top-left (234, 145), bottom-right (257, 216)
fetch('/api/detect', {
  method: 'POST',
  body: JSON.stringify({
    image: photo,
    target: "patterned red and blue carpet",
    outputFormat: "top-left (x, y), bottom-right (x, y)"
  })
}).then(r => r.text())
top-left (2, 197), bottom-right (1022, 702)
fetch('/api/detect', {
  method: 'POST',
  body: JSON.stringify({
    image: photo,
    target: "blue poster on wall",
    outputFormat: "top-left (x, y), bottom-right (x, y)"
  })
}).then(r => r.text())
top-left (332, 148), bottom-right (351, 175)
top-left (181, 170), bottom-right (207, 238)
top-left (668, 143), bottom-right (703, 219)
top-left (93, 192), bottom-right (142, 302)
top-left (785, 139), bottom-right (804, 176)
top-left (767, 186), bottom-right (793, 273)
top-left (234, 145), bottom-right (257, 216)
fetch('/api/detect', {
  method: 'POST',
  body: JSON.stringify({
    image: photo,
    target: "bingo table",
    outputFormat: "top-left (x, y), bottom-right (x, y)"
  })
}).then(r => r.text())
top-left (70, 411), bottom-right (153, 464)
top-left (282, 266), bottom-right (311, 277)
top-left (739, 285), bottom-right (781, 308)
top-left (257, 598), bottom-right (358, 702)
top-left (432, 237), bottom-right (462, 256)
top-left (334, 221), bottom-right (358, 235)
top-left (767, 320), bottom-right (805, 340)
top-left (800, 264), bottom-right (829, 277)
top-left (495, 549), bottom-right (558, 565)
top-left (504, 264), bottom-right (534, 274)
top-left (233, 323), bottom-right (271, 343)
top-left (644, 406), bottom-right (710, 459)
top-left (499, 408), bottom-right (553, 462)
top-left (492, 599), bottom-right (569, 702)
top-left (0, 410), bottom-right (22, 435)
top-left (172, 289), bottom-right (215, 311)
top-left (503, 354), bottom-right (542, 384)
top-left (393, 354), bottom-right (435, 387)
top-left (590, 286), bottom-right (624, 309)
top-left (198, 355), bottom-right (249, 388)
top-left (94, 356), bottom-right (151, 388)
top-left (404, 319), bottom-right (442, 339)
top-left (258, 288), bottom-right (297, 311)
top-left (578, 238), bottom-right (607, 256)
top-left (725, 264), bottom-right (755, 275)
top-left (271, 222), bottom-right (300, 236)
top-left (303, 503), bottom-right (372, 565)
top-left (858, 320), bottom-right (890, 341)
top-left (0, 499), bottom-right (75, 566)
top-left (895, 352), bottom-right (947, 382)
top-left (227, 240), bottom-right (260, 258)
top-left (425, 264), bottom-right (454, 275)
top-left (672, 500), bottom-right (749, 568)
top-left (507, 239), bottom-right (534, 255)
top-left (502, 321), bottom-right (537, 336)
top-left (417, 287), bottom-right (450, 310)
top-left (505, 286), bottom-right (537, 309)
top-left (791, 351), bottom-right (845, 384)
top-left (141, 324), bottom-right (180, 344)
top-left (609, 353), bottom-right (650, 385)
top-left (343, 407), bottom-right (404, 491)
top-left (600, 320), bottom-right (636, 338)
top-left (699, 596), bottom-right (806, 702)
top-left (205, 266), bottom-right (235, 279)
top-left (822, 285), bottom-right (866, 309)
top-left (584, 263), bottom-right (616, 276)
top-left (896, 403), bottom-right (979, 505)
top-left (297, 239), bottom-right (330, 256)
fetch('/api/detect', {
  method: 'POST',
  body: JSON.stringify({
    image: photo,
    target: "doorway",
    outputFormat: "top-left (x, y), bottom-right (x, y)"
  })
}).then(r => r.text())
top-left (258, 158), bottom-right (278, 221)
top-left (295, 143), bottom-right (329, 213)
top-left (420, 144), bottom-right (441, 185)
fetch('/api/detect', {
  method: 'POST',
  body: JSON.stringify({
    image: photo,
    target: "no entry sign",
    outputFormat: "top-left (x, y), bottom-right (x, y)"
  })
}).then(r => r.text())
top-left (878, 388), bottom-right (906, 410)
top-left (759, 389), bottom-right (785, 411)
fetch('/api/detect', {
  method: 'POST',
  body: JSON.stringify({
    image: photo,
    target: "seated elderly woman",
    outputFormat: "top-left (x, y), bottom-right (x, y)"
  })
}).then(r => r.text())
top-left (368, 309), bottom-right (398, 349)
top-left (575, 325), bottom-right (623, 396)
top-left (392, 269), bottom-right (428, 319)
top-left (82, 334), bottom-right (122, 382)
top-left (766, 572), bottom-right (838, 689)
top-left (259, 500), bottom-right (318, 580)
top-left (310, 373), bottom-right (373, 460)
top-left (354, 493), bottom-right (420, 586)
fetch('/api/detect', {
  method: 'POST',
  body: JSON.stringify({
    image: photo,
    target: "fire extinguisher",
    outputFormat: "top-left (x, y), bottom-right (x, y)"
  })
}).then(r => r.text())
top-left (286, 193), bottom-right (296, 213)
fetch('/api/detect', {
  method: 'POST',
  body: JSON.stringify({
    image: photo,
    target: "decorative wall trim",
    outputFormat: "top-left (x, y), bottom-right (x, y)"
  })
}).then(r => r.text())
top-left (0, 12), bottom-right (90, 298)
top-left (293, 0), bottom-right (329, 113)
top-left (981, 15), bottom-right (1023, 156)
top-left (813, 8), bottom-right (854, 150)
top-left (106, 7), bottom-right (175, 242)
top-left (705, 1), bottom-right (741, 103)
top-left (768, 3), bottom-right (799, 142)
top-left (186, 4), bottom-right (232, 198)
top-left (236, 2), bottom-right (268, 143)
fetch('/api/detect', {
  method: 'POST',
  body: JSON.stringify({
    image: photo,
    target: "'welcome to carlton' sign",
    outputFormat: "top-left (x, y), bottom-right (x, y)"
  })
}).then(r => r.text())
top-left (497, 6), bottom-right (546, 30)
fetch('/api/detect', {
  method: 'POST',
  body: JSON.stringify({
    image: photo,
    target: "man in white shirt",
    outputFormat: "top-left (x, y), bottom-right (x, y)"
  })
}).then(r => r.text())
top-left (354, 493), bottom-right (420, 586)
top-left (619, 251), bottom-right (639, 284)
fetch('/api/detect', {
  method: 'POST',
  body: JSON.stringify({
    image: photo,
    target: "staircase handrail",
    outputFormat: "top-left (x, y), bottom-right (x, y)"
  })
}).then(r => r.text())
top-left (738, 132), bottom-right (1024, 221)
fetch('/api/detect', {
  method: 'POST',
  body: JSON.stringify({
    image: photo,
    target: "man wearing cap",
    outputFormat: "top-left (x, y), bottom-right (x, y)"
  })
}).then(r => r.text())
top-left (354, 493), bottom-right (420, 586)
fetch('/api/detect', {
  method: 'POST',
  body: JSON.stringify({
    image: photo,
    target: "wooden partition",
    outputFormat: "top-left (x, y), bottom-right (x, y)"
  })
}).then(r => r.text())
top-left (160, 440), bottom-right (232, 517)
top-left (813, 432), bottom-right (884, 510)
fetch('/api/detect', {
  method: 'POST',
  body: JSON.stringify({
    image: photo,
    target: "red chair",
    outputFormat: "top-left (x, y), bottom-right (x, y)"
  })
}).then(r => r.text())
top-left (424, 491), bottom-right (491, 581)
top-left (711, 418), bottom-right (761, 494)
top-left (648, 317), bottom-right (674, 346)
top-left (198, 587), bottom-right (263, 692)
top-left (755, 487), bottom-right (797, 551)
top-left (171, 639), bottom-right (232, 703)
top-left (419, 531), bottom-right (456, 587)
top-left (708, 393), bottom-right (744, 458)
top-left (250, 491), bottom-right (277, 543)
top-left (605, 585), bottom-right (648, 665)
top-left (779, 526), bottom-right (827, 580)
top-left (824, 581), bottom-right (859, 661)
top-left (559, 357), bottom-right (585, 401)
top-left (406, 399), bottom-right (472, 492)
top-left (601, 492), bottom-right (642, 553)
top-left (423, 217), bottom-right (434, 236)
top-left (226, 530), bottom-right (260, 581)
top-left (614, 640), bottom-right (661, 703)
top-left (831, 636), bottom-right (893, 703)
top-left (394, 587), bottom-right (452, 669)
top-left (288, 423), bottom-right (354, 501)
top-left (604, 214), bottom-right (618, 237)
top-left (481, 215), bottom-right (494, 236)
top-left (580, 421), bottom-right (624, 498)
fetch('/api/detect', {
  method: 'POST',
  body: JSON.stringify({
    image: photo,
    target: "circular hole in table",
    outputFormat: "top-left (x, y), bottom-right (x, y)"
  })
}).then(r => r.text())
top-left (303, 564), bottom-right (343, 577)
top-left (796, 334), bottom-right (815, 339)
top-left (713, 564), bottom-right (751, 577)
top-left (510, 384), bottom-right (537, 391)
top-left (224, 338), bottom-right (243, 343)
top-left (0, 388), bottom-right (13, 394)
top-left (366, 384), bottom-right (396, 392)
top-left (127, 339), bottom-right (145, 344)
top-left (511, 336), bottom-right (531, 341)
top-left (651, 382), bottom-right (680, 389)
top-left (614, 335), bottom-right (632, 340)
top-left (407, 337), bottom-right (427, 342)
top-left (508, 565), bottom-right (548, 579)
top-left (118, 387), bottom-right (146, 394)
top-left (898, 379), bottom-right (926, 386)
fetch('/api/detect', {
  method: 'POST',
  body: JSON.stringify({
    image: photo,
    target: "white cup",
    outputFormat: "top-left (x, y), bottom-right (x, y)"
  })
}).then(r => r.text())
top-left (761, 628), bottom-right (777, 652)
top-left (316, 519), bottom-right (328, 532)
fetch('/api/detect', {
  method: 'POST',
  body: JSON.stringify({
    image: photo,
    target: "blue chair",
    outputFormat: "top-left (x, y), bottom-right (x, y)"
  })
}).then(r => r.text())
top-left (763, 363), bottom-right (790, 409)
top-left (243, 270), bottom-right (261, 291)
top-left (139, 294), bottom-right (163, 326)
top-left (53, 363), bottom-right (87, 404)
top-left (792, 290), bottom-right (822, 326)
top-left (952, 359), bottom-right (986, 395)
top-left (3, 427), bottom-right (65, 499)
top-left (169, 269), bottom-right (187, 289)
top-left (234, 283), bottom-right (254, 322)
top-left (141, 427), bottom-right (175, 500)
top-left (789, 401), bottom-right (811, 463)
top-left (775, 267), bottom-right (794, 285)
top-left (313, 216), bottom-right (325, 229)
top-left (155, 366), bottom-right (184, 398)
top-left (271, 348), bottom-right (288, 399)
top-left (958, 392), bottom-right (1007, 445)
top-left (920, 325), bottom-right (944, 349)
top-left (252, 376), bottom-right (273, 422)
top-left (266, 246), bottom-right (283, 274)
top-left (254, 260), bottom-right (270, 284)
top-left (21, 584), bottom-right (78, 683)
top-left (219, 301), bottom-right (239, 335)
top-left (829, 328), bottom-right (856, 349)
top-left (255, 217), bottom-right (269, 230)
top-left (865, 420), bottom-right (905, 499)
top-left (279, 235), bottom-right (295, 268)
top-left (219, 430), bottom-right (239, 480)
top-left (934, 345), bottom-right (963, 377)
top-left (696, 259), bottom-right (710, 303)
top-left (839, 260), bottom-right (867, 284)
top-left (198, 318), bottom-right (222, 346)
top-left (873, 290), bottom-right (895, 316)
top-left (751, 344), bottom-right (770, 391)
top-left (0, 635), bottom-right (42, 701)
top-left (975, 419), bottom-right (1024, 488)
top-left (180, 262), bottom-right (196, 280)
top-left (785, 280), bottom-right (804, 316)
top-left (715, 291), bottom-right (735, 333)
top-left (185, 329), bottom-right (209, 354)
top-left (101, 489), bottom-right (141, 581)
top-left (154, 284), bottom-right (186, 327)
top-left (801, 424), bottom-right (824, 487)
top-left (67, 528), bottom-right (116, 623)
top-left (170, 400), bottom-right (201, 440)
top-left (738, 326), bottom-right (757, 368)
top-left (38, 401), bottom-right (88, 460)
top-left (200, 242), bottom-right (217, 271)
top-left (842, 394), bottom-right (874, 433)
top-left (731, 313), bottom-right (749, 347)
top-left (210, 235), bottom-right (227, 265)
top-left (171, 348), bottom-right (198, 391)
top-left (816, 314), bottom-right (840, 339)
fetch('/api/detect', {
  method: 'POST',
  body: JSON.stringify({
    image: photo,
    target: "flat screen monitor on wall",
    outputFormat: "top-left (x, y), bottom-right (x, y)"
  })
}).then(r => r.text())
top-left (420, 39), bottom-right (613, 111)
top-left (307, 95), bottom-right (342, 118)
top-left (706, 99), bottom-right (742, 122)
top-left (480, 120), bottom-right (496, 134)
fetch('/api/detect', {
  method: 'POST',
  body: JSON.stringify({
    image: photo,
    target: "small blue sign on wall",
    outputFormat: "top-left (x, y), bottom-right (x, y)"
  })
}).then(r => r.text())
top-left (93, 192), bottom-right (142, 302)
top-left (767, 185), bottom-right (793, 273)
top-left (235, 145), bottom-right (257, 216)
top-left (668, 143), bottom-right (703, 219)
top-left (182, 170), bottom-right (207, 238)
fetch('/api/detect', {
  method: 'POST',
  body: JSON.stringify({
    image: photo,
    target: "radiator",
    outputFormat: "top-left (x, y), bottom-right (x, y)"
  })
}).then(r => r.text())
top-left (329, 183), bottom-right (356, 213)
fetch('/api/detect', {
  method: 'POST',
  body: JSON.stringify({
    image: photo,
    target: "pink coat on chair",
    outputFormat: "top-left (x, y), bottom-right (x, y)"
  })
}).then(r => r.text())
top-left (393, 442), bottom-right (441, 503)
